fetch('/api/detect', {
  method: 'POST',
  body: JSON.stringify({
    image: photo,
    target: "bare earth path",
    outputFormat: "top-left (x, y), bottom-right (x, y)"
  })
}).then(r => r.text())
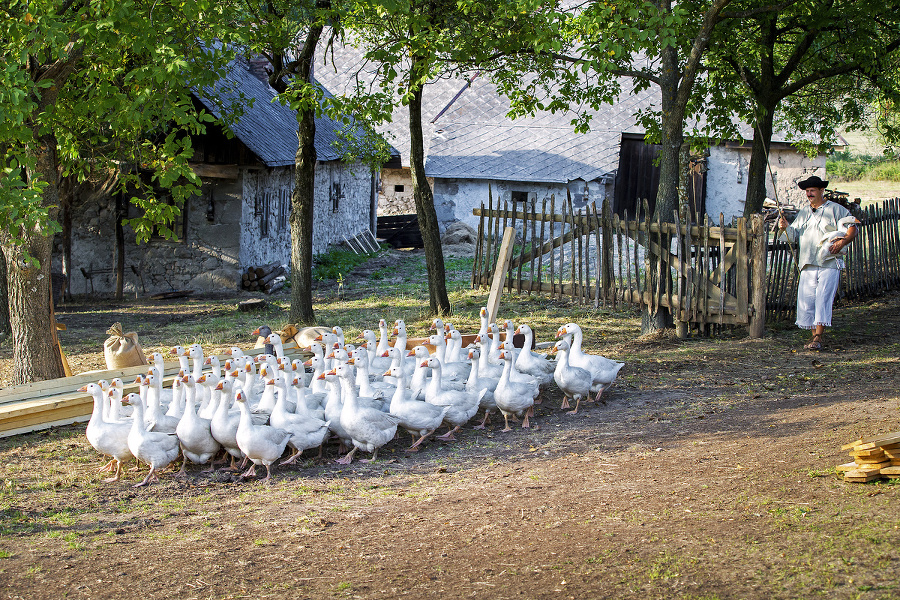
top-left (0, 288), bottom-right (898, 599)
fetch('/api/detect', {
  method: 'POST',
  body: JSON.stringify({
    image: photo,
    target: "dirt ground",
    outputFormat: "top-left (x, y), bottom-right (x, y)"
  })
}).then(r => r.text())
top-left (0, 263), bottom-right (899, 599)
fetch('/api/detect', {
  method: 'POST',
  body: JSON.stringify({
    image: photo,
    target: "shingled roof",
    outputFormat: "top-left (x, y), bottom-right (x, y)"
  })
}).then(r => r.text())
top-left (195, 57), bottom-right (396, 167)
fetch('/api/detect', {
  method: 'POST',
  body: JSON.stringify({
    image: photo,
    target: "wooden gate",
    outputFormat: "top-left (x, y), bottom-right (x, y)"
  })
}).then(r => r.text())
top-left (472, 193), bottom-right (767, 337)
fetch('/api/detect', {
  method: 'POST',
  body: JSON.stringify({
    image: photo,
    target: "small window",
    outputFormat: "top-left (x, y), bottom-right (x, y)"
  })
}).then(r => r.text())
top-left (394, 184), bottom-right (405, 193)
top-left (331, 182), bottom-right (342, 213)
top-left (511, 191), bottom-right (529, 203)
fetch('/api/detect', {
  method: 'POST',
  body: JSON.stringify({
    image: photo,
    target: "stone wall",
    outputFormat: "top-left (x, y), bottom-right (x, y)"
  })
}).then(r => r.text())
top-left (58, 177), bottom-right (243, 296)
top-left (378, 167), bottom-right (424, 216)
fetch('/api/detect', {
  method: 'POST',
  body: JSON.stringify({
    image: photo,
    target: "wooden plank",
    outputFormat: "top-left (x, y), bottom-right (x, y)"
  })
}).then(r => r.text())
top-left (486, 227), bottom-right (517, 327)
top-left (736, 216), bottom-right (749, 322)
top-left (549, 195), bottom-right (556, 298)
top-left (719, 213), bottom-right (726, 325)
top-left (528, 198), bottom-right (537, 295)
top-left (536, 197), bottom-right (547, 294)
top-left (748, 215), bottom-right (767, 337)
top-left (472, 201), bottom-right (485, 287)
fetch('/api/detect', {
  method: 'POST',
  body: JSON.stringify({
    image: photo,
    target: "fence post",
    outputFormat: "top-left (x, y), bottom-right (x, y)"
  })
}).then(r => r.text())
top-left (748, 214), bottom-right (766, 338)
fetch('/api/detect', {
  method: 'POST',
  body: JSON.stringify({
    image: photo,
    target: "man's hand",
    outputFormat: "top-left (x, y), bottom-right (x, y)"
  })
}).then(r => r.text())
top-left (778, 215), bottom-right (788, 230)
top-left (829, 237), bottom-right (845, 254)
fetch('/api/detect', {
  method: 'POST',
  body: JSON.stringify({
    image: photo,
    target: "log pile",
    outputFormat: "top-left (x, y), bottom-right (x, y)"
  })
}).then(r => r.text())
top-left (241, 263), bottom-right (287, 294)
top-left (836, 431), bottom-right (900, 483)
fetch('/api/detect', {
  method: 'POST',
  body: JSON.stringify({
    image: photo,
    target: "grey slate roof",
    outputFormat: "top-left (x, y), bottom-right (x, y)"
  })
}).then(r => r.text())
top-left (312, 40), bottom-right (818, 183)
top-left (195, 58), bottom-right (396, 167)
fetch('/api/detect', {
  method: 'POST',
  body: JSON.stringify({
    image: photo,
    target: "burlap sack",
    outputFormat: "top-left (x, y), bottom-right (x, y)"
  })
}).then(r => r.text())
top-left (104, 323), bottom-right (148, 370)
top-left (281, 324), bottom-right (331, 349)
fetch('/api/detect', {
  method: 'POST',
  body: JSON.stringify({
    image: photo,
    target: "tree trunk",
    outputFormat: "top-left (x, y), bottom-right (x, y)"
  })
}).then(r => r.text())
top-left (642, 43), bottom-right (683, 334)
top-left (0, 251), bottom-right (9, 337)
top-left (408, 65), bottom-right (452, 316)
top-left (4, 133), bottom-right (65, 383)
top-left (743, 105), bottom-right (776, 217)
top-left (287, 25), bottom-right (323, 326)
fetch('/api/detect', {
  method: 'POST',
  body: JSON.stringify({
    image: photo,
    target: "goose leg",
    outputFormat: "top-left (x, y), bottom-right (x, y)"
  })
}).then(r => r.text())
top-left (473, 410), bottom-right (491, 430)
top-left (407, 432), bottom-right (433, 451)
top-left (133, 467), bottom-right (159, 488)
top-left (560, 396), bottom-right (571, 410)
top-left (262, 464), bottom-right (276, 483)
top-left (98, 459), bottom-right (116, 473)
top-left (240, 464), bottom-right (257, 478)
top-left (566, 395), bottom-right (582, 415)
top-left (436, 426), bottom-right (459, 441)
top-left (335, 447), bottom-right (358, 465)
top-left (175, 458), bottom-right (189, 479)
top-left (521, 411), bottom-right (531, 428)
top-left (501, 413), bottom-right (513, 432)
top-left (358, 449), bottom-right (379, 463)
top-left (102, 460), bottom-right (123, 483)
top-left (280, 448), bottom-right (304, 466)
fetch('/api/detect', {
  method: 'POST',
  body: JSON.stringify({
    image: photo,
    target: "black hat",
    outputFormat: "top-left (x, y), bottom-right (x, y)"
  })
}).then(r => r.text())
top-left (798, 175), bottom-right (829, 189)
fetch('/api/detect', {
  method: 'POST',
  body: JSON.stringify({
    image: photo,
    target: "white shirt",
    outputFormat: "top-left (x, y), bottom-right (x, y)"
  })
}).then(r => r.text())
top-left (780, 200), bottom-right (852, 270)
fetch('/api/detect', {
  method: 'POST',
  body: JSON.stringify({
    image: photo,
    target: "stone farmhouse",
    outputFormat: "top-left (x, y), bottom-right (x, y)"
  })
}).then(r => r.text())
top-left (54, 56), bottom-right (398, 296)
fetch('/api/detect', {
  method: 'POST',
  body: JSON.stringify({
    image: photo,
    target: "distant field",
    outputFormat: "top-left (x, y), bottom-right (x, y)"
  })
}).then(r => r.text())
top-left (830, 180), bottom-right (900, 205)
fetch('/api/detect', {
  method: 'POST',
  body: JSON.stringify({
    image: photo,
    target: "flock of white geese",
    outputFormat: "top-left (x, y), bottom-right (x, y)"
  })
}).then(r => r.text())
top-left (82, 308), bottom-right (625, 486)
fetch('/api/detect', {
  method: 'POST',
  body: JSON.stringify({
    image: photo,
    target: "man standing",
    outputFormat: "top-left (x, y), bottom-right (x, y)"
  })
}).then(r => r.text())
top-left (778, 175), bottom-right (858, 350)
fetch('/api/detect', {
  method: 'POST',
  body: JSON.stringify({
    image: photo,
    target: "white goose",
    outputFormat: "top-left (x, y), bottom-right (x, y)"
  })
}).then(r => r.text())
top-left (386, 365), bottom-right (450, 452)
top-left (816, 215), bottom-right (859, 263)
top-left (422, 357), bottom-right (484, 441)
top-left (211, 379), bottom-right (246, 470)
top-left (556, 323), bottom-right (625, 401)
top-left (268, 376), bottom-right (330, 466)
top-left (376, 318), bottom-right (391, 356)
top-left (234, 390), bottom-right (292, 481)
top-left (124, 392), bottom-right (181, 487)
top-left (332, 364), bottom-right (401, 464)
top-left (141, 374), bottom-right (179, 434)
top-left (494, 350), bottom-right (539, 431)
top-left (552, 339), bottom-right (593, 414)
top-left (175, 376), bottom-right (221, 475)
top-left (514, 324), bottom-right (555, 387)
top-left (465, 348), bottom-right (498, 429)
top-left (80, 383), bottom-right (133, 482)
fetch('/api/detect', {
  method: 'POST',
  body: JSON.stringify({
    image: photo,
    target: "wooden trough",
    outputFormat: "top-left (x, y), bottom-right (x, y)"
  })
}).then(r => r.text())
top-left (0, 345), bottom-right (308, 439)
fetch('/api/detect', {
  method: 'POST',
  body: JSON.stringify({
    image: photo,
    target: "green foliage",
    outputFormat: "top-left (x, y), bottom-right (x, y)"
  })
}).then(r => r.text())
top-left (312, 247), bottom-right (379, 282)
top-left (827, 152), bottom-right (900, 182)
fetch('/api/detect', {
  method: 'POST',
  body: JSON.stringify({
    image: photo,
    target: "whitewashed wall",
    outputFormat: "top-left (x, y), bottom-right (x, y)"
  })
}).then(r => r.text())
top-left (432, 178), bottom-right (612, 233)
top-left (705, 146), bottom-right (827, 220)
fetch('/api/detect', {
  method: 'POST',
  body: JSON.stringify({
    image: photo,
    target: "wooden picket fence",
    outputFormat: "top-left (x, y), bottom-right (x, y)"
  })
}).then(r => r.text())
top-left (766, 198), bottom-right (900, 321)
top-left (471, 193), bottom-right (767, 337)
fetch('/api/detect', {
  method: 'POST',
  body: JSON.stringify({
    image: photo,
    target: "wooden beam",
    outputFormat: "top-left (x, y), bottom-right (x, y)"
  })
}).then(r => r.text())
top-left (189, 163), bottom-right (240, 179)
top-left (486, 227), bottom-right (517, 326)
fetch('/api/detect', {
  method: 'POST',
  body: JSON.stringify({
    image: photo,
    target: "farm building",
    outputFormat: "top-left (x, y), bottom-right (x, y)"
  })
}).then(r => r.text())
top-left (313, 44), bottom-right (828, 232)
top-left (54, 56), bottom-right (398, 297)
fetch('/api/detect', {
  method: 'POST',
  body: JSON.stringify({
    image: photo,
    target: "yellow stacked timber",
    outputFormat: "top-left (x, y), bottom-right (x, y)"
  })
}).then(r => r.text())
top-left (0, 344), bottom-right (307, 439)
top-left (837, 431), bottom-right (900, 482)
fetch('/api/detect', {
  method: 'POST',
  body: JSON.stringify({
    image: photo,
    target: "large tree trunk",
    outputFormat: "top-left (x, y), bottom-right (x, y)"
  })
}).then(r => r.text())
top-left (743, 104), bottom-right (776, 217)
top-left (408, 68), bottom-right (451, 316)
top-left (3, 133), bottom-right (65, 383)
top-left (642, 44), bottom-right (683, 334)
top-left (287, 25), bottom-right (323, 326)
top-left (0, 252), bottom-right (9, 337)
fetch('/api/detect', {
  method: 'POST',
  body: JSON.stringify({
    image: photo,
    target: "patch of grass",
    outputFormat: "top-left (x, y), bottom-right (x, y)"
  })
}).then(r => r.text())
top-left (827, 151), bottom-right (900, 182)
top-left (0, 550), bottom-right (12, 558)
top-left (313, 247), bottom-right (381, 282)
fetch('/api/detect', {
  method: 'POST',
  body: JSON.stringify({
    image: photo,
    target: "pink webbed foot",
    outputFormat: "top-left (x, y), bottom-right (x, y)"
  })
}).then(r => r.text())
top-left (560, 396), bottom-right (570, 410)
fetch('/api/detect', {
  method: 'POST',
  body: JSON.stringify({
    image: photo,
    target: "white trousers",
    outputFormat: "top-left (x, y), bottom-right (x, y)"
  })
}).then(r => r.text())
top-left (796, 266), bottom-right (841, 330)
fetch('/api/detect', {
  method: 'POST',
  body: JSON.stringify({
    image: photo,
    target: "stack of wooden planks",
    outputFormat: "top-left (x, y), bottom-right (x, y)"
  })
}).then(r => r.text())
top-left (836, 431), bottom-right (900, 482)
top-left (0, 345), bottom-right (308, 439)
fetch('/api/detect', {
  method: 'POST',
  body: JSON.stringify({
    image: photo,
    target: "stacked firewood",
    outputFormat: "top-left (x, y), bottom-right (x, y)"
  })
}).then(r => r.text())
top-left (836, 431), bottom-right (900, 482)
top-left (241, 263), bottom-right (287, 294)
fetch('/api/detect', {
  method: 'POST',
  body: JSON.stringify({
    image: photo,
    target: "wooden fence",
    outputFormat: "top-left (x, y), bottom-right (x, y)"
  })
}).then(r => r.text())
top-left (766, 198), bottom-right (900, 320)
top-left (472, 193), bottom-right (767, 337)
